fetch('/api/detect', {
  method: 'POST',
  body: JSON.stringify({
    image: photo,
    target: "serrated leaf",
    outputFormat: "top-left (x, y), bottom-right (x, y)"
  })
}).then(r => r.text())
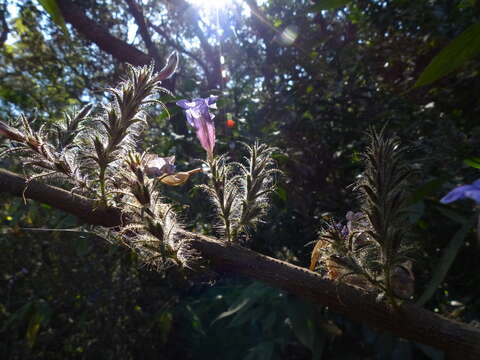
top-left (415, 22), bottom-right (480, 87)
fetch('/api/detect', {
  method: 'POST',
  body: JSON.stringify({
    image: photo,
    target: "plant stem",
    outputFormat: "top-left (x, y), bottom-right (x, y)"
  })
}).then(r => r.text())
top-left (99, 166), bottom-right (108, 207)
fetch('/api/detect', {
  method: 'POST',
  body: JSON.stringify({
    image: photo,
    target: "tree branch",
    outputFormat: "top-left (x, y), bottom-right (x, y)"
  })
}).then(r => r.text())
top-left (56, 0), bottom-right (175, 90)
top-left (124, 0), bottom-right (162, 63)
top-left (1, 167), bottom-right (479, 358)
top-left (163, 0), bottom-right (221, 89)
top-left (0, 2), bottom-right (9, 47)
top-left (148, 21), bottom-right (210, 77)
top-left (56, 0), bottom-right (151, 66)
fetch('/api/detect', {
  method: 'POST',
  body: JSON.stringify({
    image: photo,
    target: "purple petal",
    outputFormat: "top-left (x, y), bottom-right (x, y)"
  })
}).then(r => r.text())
top-left (472, 179), bottom-right (480, 189)
top-left (176, 99), bottom-right (195, 109)
top-left (440, 185), bottom-right (475, 204)
top-left (206, 95), bottom-right (218, 105)
top-left (185, 110), bottom-right (197, 128)
top-left (194, 114), bottom-right (215, 155)
top-left (178, 97), bottom-right (217, 155)
top-left (465, 189), bottom-right (480, 204)
top-left (145, 155), bottom-right (176, 178)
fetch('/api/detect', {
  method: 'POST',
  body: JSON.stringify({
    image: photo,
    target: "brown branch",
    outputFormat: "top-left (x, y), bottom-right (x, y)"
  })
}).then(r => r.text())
top-left (148, 21), bottom-right (210, 76)
top-left (0, 2), bottom-right (9, 47)
top-left (57, 0), bottom-right (151, 66)
top-left (162, 0), bottom-right (221, 89)
top-left (1, 167), bottom-right (480, 358)
top-left (0, 168), bottom-right (122, 227)
top-left (124, 0), bottom-right (162, 63)
top-left (56, 0), bottom-right (175, 90)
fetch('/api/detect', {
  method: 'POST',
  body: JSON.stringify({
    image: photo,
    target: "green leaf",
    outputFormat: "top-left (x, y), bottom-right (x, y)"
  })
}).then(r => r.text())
top-left (244, 342), bottom-right (275, 360)
top-left (37, 0), bottom-right (69, 35)
top-left (25, 300), bottom-right (51, 349)
top-left (416, 215), bottom-right (475, 306)
top-left (463, 157), bottom-right (480, 169)
top-left (26, 313), bottom-right (42, 349)
top-left (286, 300), bottom-right (315, 349)
top-left (310, 0), bottom-right (350, 11)
top-left (414, 343), bottom-right (444, 360)
top-left (212, 297), bottom-right (252, 323)
top-left (436, 206), bottom-right (468, 225)
top-left (156, 312), bottom-right (173, 344)
top-left (407, 200), bottom-right (425, 224)
top-left (74, 236), bottom-right (91, 257)
top-left (14, 18), bottom-right (28, 35)
top-left (275, 187), bottom-right (287, 202)
top-left (414, 23), bottom-right (480, 87)
top-left (409, 178), bottom-right (446, 203)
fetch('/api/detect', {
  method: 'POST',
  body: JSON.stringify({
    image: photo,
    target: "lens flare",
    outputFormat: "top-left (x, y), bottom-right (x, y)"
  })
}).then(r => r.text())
top-left (186, 0), bottom-right (233, 9)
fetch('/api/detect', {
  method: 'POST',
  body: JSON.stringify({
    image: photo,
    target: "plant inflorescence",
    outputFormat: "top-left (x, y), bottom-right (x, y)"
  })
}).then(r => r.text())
top-left (0, 56), bottom-right (281, 270)
top-left (310, 128), bottom-right (416, 303)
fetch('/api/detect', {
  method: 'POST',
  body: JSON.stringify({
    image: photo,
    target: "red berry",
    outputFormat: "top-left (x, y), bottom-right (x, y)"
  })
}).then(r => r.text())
top-left (226, 119), bottom-right (235, 128)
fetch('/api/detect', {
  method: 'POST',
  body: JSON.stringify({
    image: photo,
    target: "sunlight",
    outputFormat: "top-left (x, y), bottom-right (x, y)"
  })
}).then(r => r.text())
top-left (186, 0), bottom-right (234, 9)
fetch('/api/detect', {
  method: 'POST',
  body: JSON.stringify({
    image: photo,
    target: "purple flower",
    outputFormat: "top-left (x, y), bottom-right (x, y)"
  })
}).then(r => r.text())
top-left (440, 179), bottom-right (480, 204)
top-left (144, 155), bottom-right (176, 178)
top-left (176, 96), bottom-right (218, 157)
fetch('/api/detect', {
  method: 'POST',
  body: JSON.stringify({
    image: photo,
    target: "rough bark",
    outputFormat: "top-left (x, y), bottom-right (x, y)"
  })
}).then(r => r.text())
top-left (1, 167), bottom-right (480, 358)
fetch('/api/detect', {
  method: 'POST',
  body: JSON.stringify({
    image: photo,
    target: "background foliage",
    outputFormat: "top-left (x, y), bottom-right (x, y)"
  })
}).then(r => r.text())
top-left (1, 0), bottom-right (479, 359)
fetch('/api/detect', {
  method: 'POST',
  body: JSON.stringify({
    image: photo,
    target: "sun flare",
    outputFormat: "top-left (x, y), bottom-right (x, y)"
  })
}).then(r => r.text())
top-left (186, 0), bottom-right (234, 9)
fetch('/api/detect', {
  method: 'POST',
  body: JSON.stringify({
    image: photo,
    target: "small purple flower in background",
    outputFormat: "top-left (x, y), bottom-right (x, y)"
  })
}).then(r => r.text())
top-left (176, 96), bottom-right (217, 157)
top-left (440, 179), bottom-right (480, 204)
top-left (144, 155), bottom-right (176, 178)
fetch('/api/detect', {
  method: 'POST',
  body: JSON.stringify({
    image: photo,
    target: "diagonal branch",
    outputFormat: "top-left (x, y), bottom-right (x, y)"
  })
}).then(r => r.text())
top-left (162, 0), bottom-right (221, 89)
top-left (148, 20), bottom-right (210, 76)
top-left (0, 166), bottom-right (480, 358)
top-left (56, 0), bottom-right (175, 90)
top-left (124, 0), bottom-right (162, 63)
top-left (57, 0), bottom-right (151, 66)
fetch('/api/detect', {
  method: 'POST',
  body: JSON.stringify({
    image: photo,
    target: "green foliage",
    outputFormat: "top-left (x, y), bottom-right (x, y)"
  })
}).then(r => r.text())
top-left (1, 0), bottom-right (480, 358)
top-left (416, 211), bottom-right (476, 307)
top-left (415, 23), bottom-right (480, 87)
top-left (311, 0), bottom-right (351, 11)
top-left (182, 280), bottom-right (337, 360)
top-left (37, 0), bottom-right (68, 34)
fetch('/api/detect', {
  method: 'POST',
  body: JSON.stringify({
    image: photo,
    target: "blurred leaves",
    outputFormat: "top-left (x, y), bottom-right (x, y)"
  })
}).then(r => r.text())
top-left (311, 0), bottom-right (350, 11)
top-left (416, 214), bottom-right (476, 307)
top-left (37, 0), bottom-right (68, 34)
top-left (415, 23), bottom-right (480, 87)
